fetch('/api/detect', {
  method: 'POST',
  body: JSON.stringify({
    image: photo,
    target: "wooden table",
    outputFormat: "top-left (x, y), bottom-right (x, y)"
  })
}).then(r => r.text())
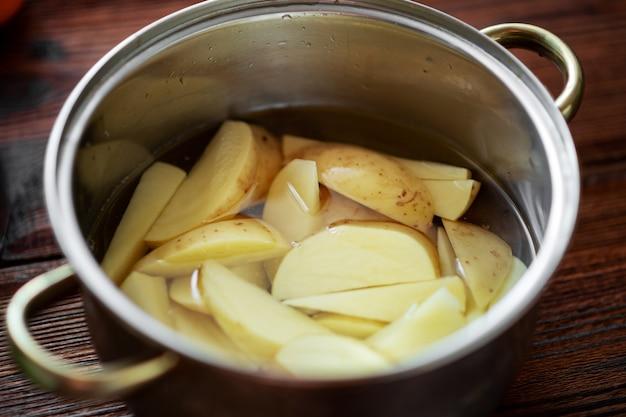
top-left (1, 0), bottom-right (625, 416)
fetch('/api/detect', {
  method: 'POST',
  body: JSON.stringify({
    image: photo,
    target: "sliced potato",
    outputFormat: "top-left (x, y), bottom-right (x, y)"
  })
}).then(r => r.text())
top-left (368, 288), bottom-right (465, 361)
top-left (285, 137), bottom-right (471, 180)
top-left (201, 261), bottom-right (329, 359)
top-left (272, 221), bottom-right (440, 300)
top-left (282, 134), bottom-right (324, 162)
top-left (313, 313), bottom-right (385, 339)
top-left (422, 179), bottom-right (480, 220)
top-left (263, 257), bottom-right (282, 283)
top-left (285, 276), bottom-right (465, 322)
top-left (77, 140), bottom-right (153, 196)
top-left (136, 218), bottom-right (289, 276)
top-left (276, 333), bottom-right (389, 378)
top-left (230, 262), bottom-right (269, 290)
top-left (145, 121), bottom-right (260, 245)
top-left (319, 189), bottom-right (388, 225)
top-left (171, 304), bottom-right (255, 368)
top-left (442, 219), bottom-right (513, 310)
top-left (262, 159), bottom-right (322, 243)
top-left (101, 162), bottom-right (186, 283)
top-left (121, 272), bottom-right (173, 326)
top-left (396, 159), bottom-right (471, 180)
top-left (437, 227), bottom-right (457, 277)
top-left (302, 144), bottom-right (434, 232)
top-left (491, 256), bottom-right (527, 305)
top-left (250, 125), bottom-right (282, 202)
top-left (169, 272), bottom-right (209, 314)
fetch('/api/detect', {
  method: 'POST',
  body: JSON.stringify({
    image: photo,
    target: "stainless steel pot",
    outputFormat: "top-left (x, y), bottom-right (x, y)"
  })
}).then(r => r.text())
top-left (6, 1), bottom-right (583, 416)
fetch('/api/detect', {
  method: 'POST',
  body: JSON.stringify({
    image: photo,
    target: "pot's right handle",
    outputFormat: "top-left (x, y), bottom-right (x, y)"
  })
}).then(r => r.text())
top-left (481, 23), bottom-right (584, 121)
top-left (5, 264), bottom-right (178, 398)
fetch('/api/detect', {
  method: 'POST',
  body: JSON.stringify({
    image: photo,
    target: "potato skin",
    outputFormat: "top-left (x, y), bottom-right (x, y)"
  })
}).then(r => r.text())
top-left (250, 125), bottom-right (282, 202)
top-left (302, 144), bottom-right (434, 232)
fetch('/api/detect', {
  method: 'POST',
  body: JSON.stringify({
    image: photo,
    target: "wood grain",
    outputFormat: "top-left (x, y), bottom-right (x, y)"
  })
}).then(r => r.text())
top-left (1, 0), bottom-right (625, 416)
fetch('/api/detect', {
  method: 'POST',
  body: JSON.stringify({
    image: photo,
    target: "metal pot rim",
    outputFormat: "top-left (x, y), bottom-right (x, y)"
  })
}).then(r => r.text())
top-left (44, 0), bottom-right (579, 385)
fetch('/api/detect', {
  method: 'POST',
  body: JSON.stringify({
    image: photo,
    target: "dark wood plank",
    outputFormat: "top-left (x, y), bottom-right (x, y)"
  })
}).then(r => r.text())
top-left (0, 0), bottom-right (625, 416)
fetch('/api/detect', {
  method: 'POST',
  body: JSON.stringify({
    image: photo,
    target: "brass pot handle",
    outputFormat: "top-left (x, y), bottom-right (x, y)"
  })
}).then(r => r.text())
top-left (5, 264), bottom-right (178, 398)
top-left (481, 23), bottom-right (584, 121)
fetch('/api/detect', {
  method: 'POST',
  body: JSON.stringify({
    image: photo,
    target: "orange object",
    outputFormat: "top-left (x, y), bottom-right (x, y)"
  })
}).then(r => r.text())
top-left (0, 0), bottom-right (22, 25)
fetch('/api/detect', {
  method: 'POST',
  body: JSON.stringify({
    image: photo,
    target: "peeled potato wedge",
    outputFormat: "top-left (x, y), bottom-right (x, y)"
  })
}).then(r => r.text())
top-left (171, 304), bottom-right (255, 368)
top-left (201, 261), bottom-right (329, 359)
top-left (121, 272), bottom-right (173, 326)
top-left (145, 121), bottom-right (260, 245)
top-left (442, 219), bottom-right (513, 310)
top-left (272, 221), bottom-right (440, 300)
top-left (301, 144), bottom-right (434, 232)
top-left (396, 159), bottom-right (471, 180)
top-left (284, 276), bottom-right (465, 322)
top-left (230, 262), bottom-right (269, 290)
top-left (276, 333), bottom-right (389, 378)
top-left (262, 159), bottom-right (322, 243)
top-left (368, 287), bottom-right (465, 361)
top-left (136, 218), bottom-right (289, 277)
top-left (169, 272), bottom-right (209, 314)
top-left (422, 179), bottom-right (480, 220)
top-left (437, 227), bottom-right (457, 277)
top-left (313, 313), bottom-right (385, 339)
top-left (282, 134), bottom-right (324, 162)
top-left (101, 162), bottom-right (186, 283)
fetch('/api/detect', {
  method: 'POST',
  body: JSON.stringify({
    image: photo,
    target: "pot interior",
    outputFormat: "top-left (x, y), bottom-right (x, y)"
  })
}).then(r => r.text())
top-left (60, 2), bottom-right (576, 372)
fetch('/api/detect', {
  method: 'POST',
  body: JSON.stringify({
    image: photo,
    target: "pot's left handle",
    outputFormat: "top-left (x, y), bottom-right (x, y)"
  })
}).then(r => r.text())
top-left (5, 264), bottom-right (178, 398)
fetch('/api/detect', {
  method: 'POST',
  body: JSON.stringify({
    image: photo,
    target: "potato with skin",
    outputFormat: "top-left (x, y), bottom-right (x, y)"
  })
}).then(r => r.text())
top-left (262, 159), bottom-right (322, 243)
top-left (136, 218), bottom-right (289, 277)
top-left (250, 125), bottom-right (282, 202)
top-left (465, 256), bottom-right (527, 321)
top-left (422, 179), bottom-right (480, 220)
top-left (145, 121), bottom-right (260, 245)
top-left (272, 221), bottom-right (440, 300)
top-left (276, 334), bottom-right (389, 378)
top-left (396, 158), bottom-right (471, 180)
top-left (101, 162), bottom-right (186, 283)
top-left (491, 257), bottom-right (527, 306)
top-left (301, 144), bottom-right (434, 232)
top-left (121, 272), bottom-right (173, 326)
top-left (319, 189), bottom-right (389, 224)
top-left (282, 134), bottom-right (324, 162)
top-left (313, 313), bottom-right (385, 339)
top-left (284, 276), bottom-right (465, 322)
top-left (442, 219), bottom-right (513, 310)
top-left (437, 227), bottom-right (457, 277)
top-left (201, 261), bottom-right (329, 360)
top-left (284, 135), bottom-right (471, 181)
top-left (368, 288), bottom-right (465, 361)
